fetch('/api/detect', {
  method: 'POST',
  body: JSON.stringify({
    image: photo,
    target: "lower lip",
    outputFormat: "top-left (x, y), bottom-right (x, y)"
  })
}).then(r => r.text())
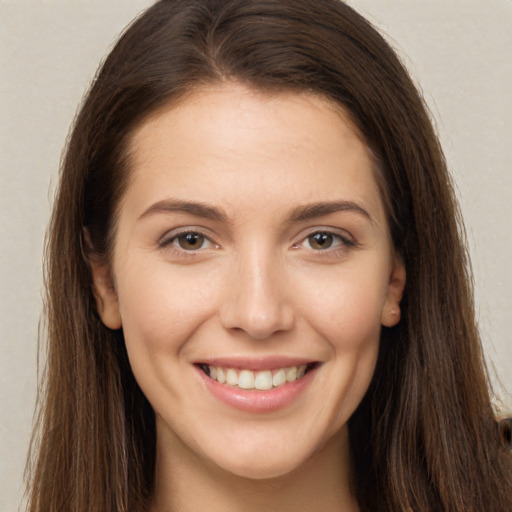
top-left (196, 366), bottom-right (316, 413)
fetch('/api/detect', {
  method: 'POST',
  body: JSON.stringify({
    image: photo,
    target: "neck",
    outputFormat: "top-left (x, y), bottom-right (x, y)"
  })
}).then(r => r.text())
top-left (149, 422), bottom-right (359, 512)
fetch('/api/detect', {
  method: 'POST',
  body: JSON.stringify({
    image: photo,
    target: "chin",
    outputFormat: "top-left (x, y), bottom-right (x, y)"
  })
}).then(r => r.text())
top-left (215, 451), bottom-right (309, 481)
top-left (202, 426), bottom-right (342, 482)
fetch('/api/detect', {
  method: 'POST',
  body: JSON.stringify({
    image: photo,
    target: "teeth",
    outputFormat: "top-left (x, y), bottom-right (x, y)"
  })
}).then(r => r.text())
top-left (238, 370), bottom-right (254, 389)
top-left (202, 364), bottom-right (312, 390)
top-left (255, 370), bottom-right (273, 390)
top-left (226, 368), bottom-right (238, 386)
top-left (297, 365), bottom-right (307, 379)
top-left (286, 366), bottom-right (297, 382)
top-left (272, 369), bottom-right (286, 387)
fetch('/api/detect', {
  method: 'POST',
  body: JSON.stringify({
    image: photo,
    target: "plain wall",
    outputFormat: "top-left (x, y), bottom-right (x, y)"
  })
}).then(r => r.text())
top-left (0, 1), bottom-right (510, 510)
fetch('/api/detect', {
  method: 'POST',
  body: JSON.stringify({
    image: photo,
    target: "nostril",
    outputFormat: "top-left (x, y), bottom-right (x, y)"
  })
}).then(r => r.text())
top-left (221, 306), bottom-right (295, 340)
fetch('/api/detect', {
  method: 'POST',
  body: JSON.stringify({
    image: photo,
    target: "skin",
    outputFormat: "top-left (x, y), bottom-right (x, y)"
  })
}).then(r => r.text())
top-left (91, 83), bottom-right (405, 512)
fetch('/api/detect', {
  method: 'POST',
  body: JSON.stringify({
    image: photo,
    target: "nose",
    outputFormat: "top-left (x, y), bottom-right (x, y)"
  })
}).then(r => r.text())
top-left (219, 249), bottom-right (295, 340)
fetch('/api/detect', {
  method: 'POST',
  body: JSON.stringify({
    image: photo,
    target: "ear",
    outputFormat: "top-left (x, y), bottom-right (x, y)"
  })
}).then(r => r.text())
top-left (83, 229), bottom-right (122, 330)
top-left (381, 256), bottom-right (406, 328)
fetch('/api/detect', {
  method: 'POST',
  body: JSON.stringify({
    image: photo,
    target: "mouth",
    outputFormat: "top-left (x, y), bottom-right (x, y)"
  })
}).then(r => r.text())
top-left (196, 362), bottom-right (319, 391)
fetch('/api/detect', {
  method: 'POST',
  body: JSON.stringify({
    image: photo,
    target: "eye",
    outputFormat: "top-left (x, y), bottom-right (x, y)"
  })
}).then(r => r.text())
top-left (300, 230), bottom-right (354, 251)
top-left (307, 232), bottom-right (337, 250)
top-left (161, 231), bottom-right (214, 251)
top-left (176, 232), bottom-right (207, 250)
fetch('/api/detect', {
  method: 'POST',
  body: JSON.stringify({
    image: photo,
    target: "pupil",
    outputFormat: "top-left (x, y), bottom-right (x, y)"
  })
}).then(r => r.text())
top-left (179, 233), bottom-right (203, 250)
top-left (310, 232), bottom-right (333, 249)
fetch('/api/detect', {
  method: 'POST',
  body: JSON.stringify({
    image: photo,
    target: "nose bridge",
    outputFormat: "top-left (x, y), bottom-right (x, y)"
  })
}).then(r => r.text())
top-left (220, 241), bottom-right (294, 339)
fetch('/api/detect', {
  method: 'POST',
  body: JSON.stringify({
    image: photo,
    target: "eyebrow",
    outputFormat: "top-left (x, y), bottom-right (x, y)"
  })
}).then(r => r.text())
top-left (288, 200), bottom-right (373, 223)
top-left (138, 198), bottom-right (372, 224)
top-left (139, 199), bottom-right (228, 223)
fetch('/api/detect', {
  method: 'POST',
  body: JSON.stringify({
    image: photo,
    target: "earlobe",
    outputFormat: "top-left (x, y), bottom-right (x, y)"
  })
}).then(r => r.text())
top-left (381, 258), bottom-right (406, 328)
top-left (90, 261), bottom-right (122, 330)
top-left (83, 229), bottom-right (122, 330)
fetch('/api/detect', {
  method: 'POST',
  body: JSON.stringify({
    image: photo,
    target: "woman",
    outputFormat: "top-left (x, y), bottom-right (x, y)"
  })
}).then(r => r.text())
top-left (27, 0), bottom-right (512, 510)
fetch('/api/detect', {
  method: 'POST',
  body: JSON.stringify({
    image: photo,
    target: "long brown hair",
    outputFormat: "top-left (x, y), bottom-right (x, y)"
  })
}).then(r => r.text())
top-left (27, 1), bottom-right (512, 510)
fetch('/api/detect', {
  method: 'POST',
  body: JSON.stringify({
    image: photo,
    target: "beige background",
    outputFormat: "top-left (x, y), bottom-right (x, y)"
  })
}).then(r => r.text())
top-left (1, 1), bottom-right (510, 510)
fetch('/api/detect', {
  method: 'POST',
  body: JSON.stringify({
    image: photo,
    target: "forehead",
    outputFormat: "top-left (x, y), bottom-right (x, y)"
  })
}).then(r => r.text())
top-left (122, 83), bottom-right (386, 226)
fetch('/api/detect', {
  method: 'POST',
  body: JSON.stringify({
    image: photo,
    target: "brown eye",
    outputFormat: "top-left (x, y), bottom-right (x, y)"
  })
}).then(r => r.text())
top-left (176, 232), bottom-right (206, 250)
top-left (308, 232), bottom-right (335, 250)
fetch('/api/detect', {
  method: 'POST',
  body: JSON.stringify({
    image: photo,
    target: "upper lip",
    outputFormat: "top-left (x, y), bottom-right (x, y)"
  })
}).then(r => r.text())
top-left (194, 356), bottom-right (318, 371)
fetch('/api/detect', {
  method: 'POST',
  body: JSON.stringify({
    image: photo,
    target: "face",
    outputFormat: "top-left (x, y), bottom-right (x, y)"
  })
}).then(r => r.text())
top-left (92, 83), bottom-right (405, 480)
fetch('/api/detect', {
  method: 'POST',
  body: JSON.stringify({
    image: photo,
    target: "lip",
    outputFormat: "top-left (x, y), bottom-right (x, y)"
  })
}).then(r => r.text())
top-left (194, 360), bottom-right (319, 413)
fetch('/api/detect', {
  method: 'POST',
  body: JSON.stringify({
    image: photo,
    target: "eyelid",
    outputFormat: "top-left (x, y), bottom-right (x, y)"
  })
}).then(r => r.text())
top-left (157, 225), bottom-right (356, 254)
top-left (158, 226), bottom-right (218, 249)
top-left (293, 227), bottom-right (356, 251)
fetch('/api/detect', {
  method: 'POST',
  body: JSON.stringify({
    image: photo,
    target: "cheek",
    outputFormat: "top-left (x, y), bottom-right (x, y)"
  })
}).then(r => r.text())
top-left (299, 262), bottom-right (389, 349)
top-left (296, 262), bottom-right (387, 424)
top-left (115, 262), bottom-right (220, 371)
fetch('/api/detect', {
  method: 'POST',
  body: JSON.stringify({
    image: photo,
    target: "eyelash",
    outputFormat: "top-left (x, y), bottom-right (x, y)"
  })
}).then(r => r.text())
top-left (296, 230), bottom-right (356, 254)
top-left (158, 228), bottom-right (356, 257)
top-left (159, 229), bottom-right (217, 253)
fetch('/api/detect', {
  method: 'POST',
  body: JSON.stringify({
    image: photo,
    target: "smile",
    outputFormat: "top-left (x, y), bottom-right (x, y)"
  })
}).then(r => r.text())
top-left (198, 363), bottom-right (317, 390)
